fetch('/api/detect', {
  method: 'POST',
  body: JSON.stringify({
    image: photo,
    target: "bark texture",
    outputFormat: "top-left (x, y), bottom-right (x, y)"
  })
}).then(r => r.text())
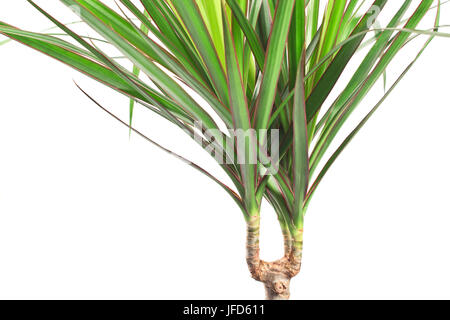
top-left (246, 216), bottom-right (303, 300)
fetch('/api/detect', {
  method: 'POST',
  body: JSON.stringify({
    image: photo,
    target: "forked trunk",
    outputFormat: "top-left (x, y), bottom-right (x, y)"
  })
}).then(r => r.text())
top-left (246, 216), bottom-right (303, 300)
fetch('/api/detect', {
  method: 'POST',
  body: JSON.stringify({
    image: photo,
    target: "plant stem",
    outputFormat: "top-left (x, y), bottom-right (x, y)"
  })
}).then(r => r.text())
top-left (245, 214), bottom-right (303, 300)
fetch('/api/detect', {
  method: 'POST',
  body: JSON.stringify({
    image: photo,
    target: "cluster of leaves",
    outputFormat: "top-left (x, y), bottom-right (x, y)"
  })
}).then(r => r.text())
top-left (0, 0), bottom-right (447, 236)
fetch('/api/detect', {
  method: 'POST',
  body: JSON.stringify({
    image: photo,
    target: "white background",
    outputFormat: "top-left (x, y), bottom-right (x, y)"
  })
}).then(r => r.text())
top-left (1, 1), bottom-right (450, 300)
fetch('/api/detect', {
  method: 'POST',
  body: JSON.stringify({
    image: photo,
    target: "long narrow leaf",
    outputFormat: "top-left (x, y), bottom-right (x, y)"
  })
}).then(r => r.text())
top-left (254, 0), bottom-right (295, 132)
top-left (292, 51), bottom-right (309, 229)
top-left (223, 7), bottom-right (258, 215)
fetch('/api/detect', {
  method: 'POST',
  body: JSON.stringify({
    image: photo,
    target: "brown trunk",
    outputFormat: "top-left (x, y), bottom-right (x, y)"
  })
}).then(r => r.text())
top-left (263, 272), bottom-right (291, 300)
top-left (246, 216), bottom-right (303, 300)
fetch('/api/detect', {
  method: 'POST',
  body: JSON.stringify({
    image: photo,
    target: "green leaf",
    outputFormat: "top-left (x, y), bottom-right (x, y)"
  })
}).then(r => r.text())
top-left (288, 0), bottom-right (306, 91)
top-left (310, 0), bottom-right (435, 176)
top-left (305, 0), bottom-right (388, 124)
top-left (121, 0), bottom-right (208, 85)
top-left (321, 0), bottom-right (413, 131)
top-left (226, 0), bottom-right (265, 70)
top-left (254, 0), bottom-right (295, 132)
top-left (223, 7), bottom-right (257, 214)
top-left (292, 51), bottom-right (309, 229)
top-left (306, 0), bottom-right (320, 46)
top-left (306, 18), bottom-right (439, 207)
top-left (59, 0), bottom-right (221, 134)
top-left (196, 0), bottom-right (225, 68)
top-left (128, 9), bottom-right (150, 132)
top-left (116, 2), bottom-right (233, 127)
top-left (309, 0), bottom-right (347, 86)
top-left (170, 0), bottom-right (229, 105)
top-left (0, 23), bottom-right (189, 121)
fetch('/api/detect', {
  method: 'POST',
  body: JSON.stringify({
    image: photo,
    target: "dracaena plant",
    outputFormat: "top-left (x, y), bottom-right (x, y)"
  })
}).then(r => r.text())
top-left (1, 0), bottom-right (448, 299)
